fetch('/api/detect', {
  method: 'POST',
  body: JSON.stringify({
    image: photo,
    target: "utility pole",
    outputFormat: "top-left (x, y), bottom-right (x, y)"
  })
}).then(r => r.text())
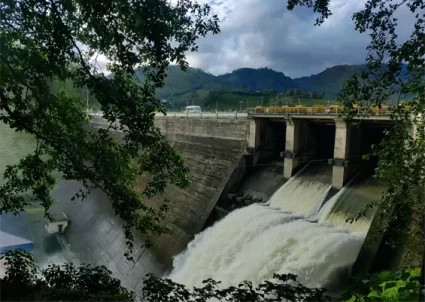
top-left (216, 101), bottom-right (218, 113)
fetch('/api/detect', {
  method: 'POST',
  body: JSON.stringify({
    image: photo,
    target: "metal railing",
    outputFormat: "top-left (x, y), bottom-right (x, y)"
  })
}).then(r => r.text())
top-left (155, 112), bottom-right (248, 119)
top-left (247, 106), bottom-right (392, 116)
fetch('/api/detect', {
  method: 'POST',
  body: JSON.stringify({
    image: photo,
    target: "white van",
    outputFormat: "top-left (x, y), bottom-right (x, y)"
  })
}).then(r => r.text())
top-left (185, 105), bottom-right (201, 113)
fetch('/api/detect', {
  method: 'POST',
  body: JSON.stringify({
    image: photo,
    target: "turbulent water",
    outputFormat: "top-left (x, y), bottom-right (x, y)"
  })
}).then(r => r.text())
top-left (269, 163), bottom-right (332, 216)
top-left (169, 164), bottom-right (382, 290)
top-left (319, 175), bottom-right (384, 233)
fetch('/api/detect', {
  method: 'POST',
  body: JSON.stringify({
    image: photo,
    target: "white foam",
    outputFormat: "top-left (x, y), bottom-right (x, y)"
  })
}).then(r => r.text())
top-left (169, 169), bottom-right (379, 291)
top-left (170, 205), bottom-right (364, 289)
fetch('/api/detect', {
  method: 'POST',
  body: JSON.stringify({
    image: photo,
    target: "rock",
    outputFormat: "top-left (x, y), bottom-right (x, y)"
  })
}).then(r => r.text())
top-left (214, 206), bottom-right (229, 219)
top-left (252, 198), bottom-right (262, 204)
top-left (235, 196), bottom-right (244, 203)
top-left (244, 194), bottom-right (253, 200)
top-left (228, 194), bottom-right (236, 200)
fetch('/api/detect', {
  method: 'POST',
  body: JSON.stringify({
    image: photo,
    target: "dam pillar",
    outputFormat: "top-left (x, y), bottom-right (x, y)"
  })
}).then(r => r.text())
top-left (248, 118), bottom-right (262, 165)
top-left (283, 118), bottom-right (315, 178)
top-left (332, 119), bottom-right (350, 189)
top-left (331, 119), bottom-right (364, 189)
top-left (283, 118), bottom-right (300, 178)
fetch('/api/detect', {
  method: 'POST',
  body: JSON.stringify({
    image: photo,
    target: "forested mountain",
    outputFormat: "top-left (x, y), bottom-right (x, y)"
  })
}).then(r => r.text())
top-left (134, 66), bottom-right (231, 105)
top-left (218, 67), bottom-right (297, 92)
top-left (293, 65), bottom-right (365, 98)
top-left (71, 63), bottom-right (402, 110)
top-left (155, 64), bottom-right (364, 108)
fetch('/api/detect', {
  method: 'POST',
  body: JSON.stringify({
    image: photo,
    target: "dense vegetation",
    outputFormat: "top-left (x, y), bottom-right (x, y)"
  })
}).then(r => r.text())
top-left (294, 65), bottom-right (366, 98)
top-left (1, 249), bottom-right (421, 301)
top-left (54, 63), bottom-right (413, 111)
top-left (218, 67), bottom-right (296, 93)
top-left (0, 0), bottom-right (219, 254)
top-left (131, 64), bottom-right (410, 110)
top-left (141, 65), bottom-right (363, 109)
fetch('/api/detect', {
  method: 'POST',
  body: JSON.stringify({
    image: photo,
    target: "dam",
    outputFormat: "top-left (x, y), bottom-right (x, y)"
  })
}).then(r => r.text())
top-left (1, 110), bottom-right (411, 292)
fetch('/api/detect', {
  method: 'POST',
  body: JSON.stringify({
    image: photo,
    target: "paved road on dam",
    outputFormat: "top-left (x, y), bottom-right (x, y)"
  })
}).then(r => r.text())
top-left (156, 112), bottom-right (248, 118)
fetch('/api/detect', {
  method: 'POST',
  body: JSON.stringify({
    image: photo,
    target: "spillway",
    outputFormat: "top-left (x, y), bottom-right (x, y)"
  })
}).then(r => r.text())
top-left (319, 175), bottom-right (384, 233)
top-left (268, 163), bottom-right (332, 216)
top-left (169, 164), bottom-right (383, 290)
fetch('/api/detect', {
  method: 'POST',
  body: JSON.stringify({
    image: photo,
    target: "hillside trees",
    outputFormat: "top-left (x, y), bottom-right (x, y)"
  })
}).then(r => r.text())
top-left (0, 0), bottom-right (219, 253)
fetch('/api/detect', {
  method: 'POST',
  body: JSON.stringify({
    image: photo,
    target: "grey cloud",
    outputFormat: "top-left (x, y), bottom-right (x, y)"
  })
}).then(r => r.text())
top-left (187, 0), bottom-right (413, 78)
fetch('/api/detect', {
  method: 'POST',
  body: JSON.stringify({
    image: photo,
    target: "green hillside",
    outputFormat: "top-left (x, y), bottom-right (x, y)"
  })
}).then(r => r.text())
top-left (53, 64), bottom-right (383, 110)
top-left (135, 65), bottom-right (230, 106)
top-left (218, 67), bottom-right (297, 92)
top-left (293, 64), bottom-right (365, 98)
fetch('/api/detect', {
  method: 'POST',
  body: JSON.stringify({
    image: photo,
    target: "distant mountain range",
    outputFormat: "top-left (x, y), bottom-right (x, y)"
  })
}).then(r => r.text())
top-left (95, 63), bottom-right (410, 110)
top-left (149, 64), bottom-right (371, 105)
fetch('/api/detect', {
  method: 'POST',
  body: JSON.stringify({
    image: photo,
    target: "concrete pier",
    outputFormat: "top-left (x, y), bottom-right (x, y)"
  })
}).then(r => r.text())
top-left (332, 119), bottom-right (350, 189)
top-left (248, 119), bottom-right (262, 165)
top-left (283, 119), bottom-right (315, 179)
top-left (283, 118), bottom-right (301, 178)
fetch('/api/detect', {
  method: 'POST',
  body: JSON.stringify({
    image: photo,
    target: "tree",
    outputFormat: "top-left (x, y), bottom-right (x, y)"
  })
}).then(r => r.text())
top-left (2, 249), bottom-right (421, 302)
top-left (287, 0), bottom-right (425, 291)
top-left (1, 249), bottom-right (330, 302)
top-left (189, 91), bottom-right (200, 106)
top-left (0, 249), bottom-right (135, 301)
top-left (202, 89), bottom-right (229, 107)
top-left (0, 0), bottom-right (219, 255)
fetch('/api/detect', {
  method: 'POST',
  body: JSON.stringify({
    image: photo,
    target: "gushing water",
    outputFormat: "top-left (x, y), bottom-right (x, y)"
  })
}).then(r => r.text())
top-left (269, 164), bottom-right (332, 216)
top-left (170, 205), bottom-right (364, 289)
top-left (169, 164), bottom-right (380, 290)
top-left (319, 176), bottom-right (384, 233)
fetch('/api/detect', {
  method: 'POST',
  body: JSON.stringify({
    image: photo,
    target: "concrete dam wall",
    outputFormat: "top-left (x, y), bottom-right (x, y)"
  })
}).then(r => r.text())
top-left (20, 117), bottom-right (249, 293)
top-left (138, 118), bottom-right (250, 267)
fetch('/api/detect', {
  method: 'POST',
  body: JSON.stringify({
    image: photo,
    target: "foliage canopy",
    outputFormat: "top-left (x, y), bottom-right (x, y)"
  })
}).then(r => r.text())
top-left (0, 0), bottom-right (219, 254)
top-left (1, 249), bottom-right (421, 302)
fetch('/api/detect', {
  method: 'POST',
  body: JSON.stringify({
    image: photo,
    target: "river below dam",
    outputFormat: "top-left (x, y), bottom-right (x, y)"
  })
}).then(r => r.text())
top-left (0, 122), bottom-right (384, 294)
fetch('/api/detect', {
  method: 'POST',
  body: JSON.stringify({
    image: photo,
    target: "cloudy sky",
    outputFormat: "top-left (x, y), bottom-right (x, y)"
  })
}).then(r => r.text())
top-left (93, 0), bottom-right (413, 79)
top-left (184, 0), bottom-right (413, 78)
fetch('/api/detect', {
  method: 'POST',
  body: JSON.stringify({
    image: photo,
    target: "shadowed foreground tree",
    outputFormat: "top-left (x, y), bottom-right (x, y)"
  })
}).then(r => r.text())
top-left (0, 249), bottom-right (330, 302)
top-left (0, 0), bottom-right (219, 254)
top-left (1, 250), bottom-right (421, 302)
